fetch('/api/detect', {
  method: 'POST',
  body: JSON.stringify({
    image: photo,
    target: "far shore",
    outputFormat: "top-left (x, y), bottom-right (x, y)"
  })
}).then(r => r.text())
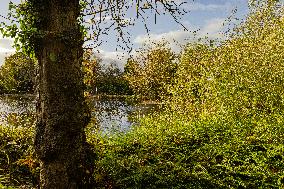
top-left (0, 93), bottom-right (162, 105)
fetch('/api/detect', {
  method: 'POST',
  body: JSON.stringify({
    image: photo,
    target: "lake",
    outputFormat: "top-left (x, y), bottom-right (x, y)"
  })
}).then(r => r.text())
top-left (0, 95), bottom-right (159, 133)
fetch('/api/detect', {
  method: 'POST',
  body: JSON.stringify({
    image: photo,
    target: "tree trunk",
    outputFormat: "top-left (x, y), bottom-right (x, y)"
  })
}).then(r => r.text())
top-left (33, 0), bottom-right (93, 188)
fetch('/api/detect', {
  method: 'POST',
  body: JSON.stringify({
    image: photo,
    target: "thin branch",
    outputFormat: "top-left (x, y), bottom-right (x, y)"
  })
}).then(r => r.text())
top-left (81, 0), bottom-right (189, 50)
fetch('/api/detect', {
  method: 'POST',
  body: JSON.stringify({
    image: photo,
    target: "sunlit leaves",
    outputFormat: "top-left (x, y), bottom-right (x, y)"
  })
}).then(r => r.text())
top-left (166, 1), bottom-right (284, 119)
top-left (125, 43), bottom-right (177, 100)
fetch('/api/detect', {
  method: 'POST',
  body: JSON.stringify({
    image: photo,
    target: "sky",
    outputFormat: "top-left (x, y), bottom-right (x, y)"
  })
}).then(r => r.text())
top-left (0, 0), bottom-right (249, 67)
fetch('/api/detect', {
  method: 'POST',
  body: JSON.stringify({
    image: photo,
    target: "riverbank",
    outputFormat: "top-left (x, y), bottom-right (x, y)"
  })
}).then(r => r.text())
top-left (0, 93), bottom-right (161, 105)
top-left (89, 94), bottom-right (162, 105)
top-left (0, 93), bottom-right (36, 99)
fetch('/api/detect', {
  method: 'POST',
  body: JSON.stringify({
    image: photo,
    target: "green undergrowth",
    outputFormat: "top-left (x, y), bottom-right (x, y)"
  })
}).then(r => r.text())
top-left (0, 125), bottom-right (38, 188)
top-left (0, 183), bottom-right (16, 189)
top-left (89, 112), bottom-right (284, 189)
top-left (0, 112), bottom-right (283, 188)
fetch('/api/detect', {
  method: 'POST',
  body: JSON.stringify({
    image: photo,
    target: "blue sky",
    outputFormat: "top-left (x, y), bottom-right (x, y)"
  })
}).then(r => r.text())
top-left (0, 0), bottom-right (249, 66)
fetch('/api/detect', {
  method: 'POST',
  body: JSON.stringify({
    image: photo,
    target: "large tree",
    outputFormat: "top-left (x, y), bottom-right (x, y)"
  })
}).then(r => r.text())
top-left (1, 0), bottom-right (187, 188)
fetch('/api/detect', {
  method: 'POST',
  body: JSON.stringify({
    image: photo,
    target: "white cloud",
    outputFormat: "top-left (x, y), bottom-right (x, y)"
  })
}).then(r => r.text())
top-left (87, 16), bottom-right (112, 24)
top-left (0, 36), bottom-right (14, 50)
top-left (94, 49), bottom-right (128, 68)
top-left (200, 18), bottom-right (225, 37)
top-left (134, 30), bottom-right (192, 45)
top-left (0, 47), bottom-right (15, 53)
top-left (134, 30), bottom-right (193, 52)
top-left (182, 2), bottom-right (232, 12)
top-left (134, 17), bottom-right (226, 51)
top-left (0, 37), bottom-right (15, 66)
top-left (0, 38), bottom-right (14, 49)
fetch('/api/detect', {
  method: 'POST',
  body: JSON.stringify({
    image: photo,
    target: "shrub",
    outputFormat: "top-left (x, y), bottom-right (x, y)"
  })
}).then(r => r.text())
top-left (0, 124), bottom-right (38, 187)
top-left (90, 1), bottom-right (284, 188)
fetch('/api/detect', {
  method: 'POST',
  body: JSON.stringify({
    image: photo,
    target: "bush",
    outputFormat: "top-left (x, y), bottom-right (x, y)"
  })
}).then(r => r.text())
top-left (0, 124), bottom-right (38, 188)
top-left (90, 1), bottom-right (284, 188)
top-left (1, 113), bottom-right (283, 188)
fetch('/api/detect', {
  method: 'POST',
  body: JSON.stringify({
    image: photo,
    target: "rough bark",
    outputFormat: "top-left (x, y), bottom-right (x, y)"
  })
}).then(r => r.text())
top-left (33, 0), bottom-right (93, 188)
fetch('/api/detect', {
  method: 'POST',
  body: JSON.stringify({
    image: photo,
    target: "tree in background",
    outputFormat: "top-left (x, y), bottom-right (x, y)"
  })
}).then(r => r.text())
top-left (125, 43), bottom-right (177, 100)
top-left (97, 62), bottom-right (132, 95)
top-left (82, 49), bottom-right (103, 95)
top-left (0, 52), bottom-right (35, 94)
top-left (83, 50), bottom-right (132, 96)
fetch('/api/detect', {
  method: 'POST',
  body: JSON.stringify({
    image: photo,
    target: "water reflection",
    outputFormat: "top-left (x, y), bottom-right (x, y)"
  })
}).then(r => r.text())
top-left (0, 95), bottom-right (35, 127)
top-left (92, 99), bottom-right (158, 133)
top-left (0, 95), bottom-right (159, 132)
top-left (0, 95), bottom-right (35, 113)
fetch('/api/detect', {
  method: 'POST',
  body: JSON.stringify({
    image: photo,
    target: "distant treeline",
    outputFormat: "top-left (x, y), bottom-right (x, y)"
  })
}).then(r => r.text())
top-left (0, 43), bottom-right (180, 100)
top-left (0, 51), bottom-right (133, 95)
top-left (82, 50), bottom-right (132, 96)
top-left (0, 43), bottom-right (179, 100)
